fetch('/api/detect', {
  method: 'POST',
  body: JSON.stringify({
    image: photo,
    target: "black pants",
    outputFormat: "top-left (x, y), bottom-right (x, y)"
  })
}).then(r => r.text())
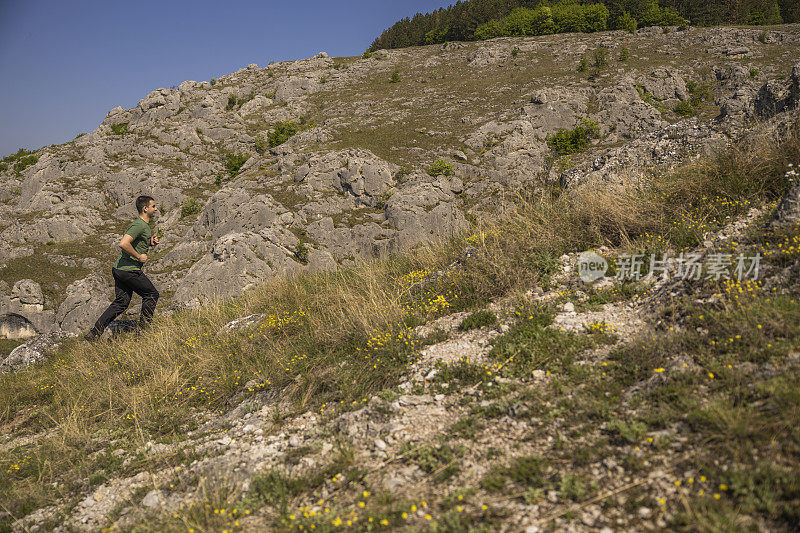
top-left (92, 268), bottom-right (159, 335)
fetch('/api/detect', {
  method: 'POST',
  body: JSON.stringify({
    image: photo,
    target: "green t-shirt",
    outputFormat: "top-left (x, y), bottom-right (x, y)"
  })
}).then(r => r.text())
top-left (113, 217), bottom-right (152, 271)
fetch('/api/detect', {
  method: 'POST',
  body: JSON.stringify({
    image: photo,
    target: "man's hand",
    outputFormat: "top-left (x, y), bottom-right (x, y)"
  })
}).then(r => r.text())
top-left (151, 235), bottom-right (159, 246)
top-left (119, 234), bottom-right (148, 263)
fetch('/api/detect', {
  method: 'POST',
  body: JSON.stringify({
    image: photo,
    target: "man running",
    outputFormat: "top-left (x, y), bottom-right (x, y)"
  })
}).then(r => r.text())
top-left (85, 195), bottom-right (160, 339)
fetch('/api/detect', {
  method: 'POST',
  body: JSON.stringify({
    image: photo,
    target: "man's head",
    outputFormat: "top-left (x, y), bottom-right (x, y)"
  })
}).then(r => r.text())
top-left (135, 195), bottom-right (157, 219)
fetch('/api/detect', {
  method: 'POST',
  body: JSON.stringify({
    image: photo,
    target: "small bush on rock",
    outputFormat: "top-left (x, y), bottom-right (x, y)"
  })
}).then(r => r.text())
top-left (12, 153), bottom-right (39, 174)
top-left (427, 159), bottom-right (455, 177)
top-left (226, 95), bottom-right (237, 111)
top-left (110, 122), bottom-right (129, 135)
top-left (294, 241), bottom-right (309, 264)
top-left (687, 80), bottom-right (712, 107)
top-left (180, 198), bottom-right (202, 218)
top-left (254, 138), bottom-right (268, 155)
top-left (674, 101), bottom-right (696, 117)
top-left (224, 153), bottom-right (250, 178)
top-left (547, 119), bottom-right (600, 155)
top-left (269, 121), bottom-right (299, 148)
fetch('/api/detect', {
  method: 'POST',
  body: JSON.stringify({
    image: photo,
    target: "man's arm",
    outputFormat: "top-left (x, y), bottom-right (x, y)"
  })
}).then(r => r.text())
top-left (118, 234), bottom-right (147, 263)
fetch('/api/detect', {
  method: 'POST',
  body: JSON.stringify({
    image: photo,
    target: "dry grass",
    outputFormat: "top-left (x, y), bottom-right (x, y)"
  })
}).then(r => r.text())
top-left (1, 115), bottom-right (798, 527)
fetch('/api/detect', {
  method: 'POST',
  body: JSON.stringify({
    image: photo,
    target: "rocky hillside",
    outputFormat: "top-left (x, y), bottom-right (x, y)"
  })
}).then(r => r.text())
top-left (1, 23), bottom-right (800, 533)
top-left (1, 25), bottom-right (799, 345)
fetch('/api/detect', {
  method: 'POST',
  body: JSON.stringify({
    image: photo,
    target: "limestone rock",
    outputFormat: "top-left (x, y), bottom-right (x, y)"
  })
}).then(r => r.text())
top-left (770, 180), bottom-right (800, 228)
top-left (56, 274), bottom-right (109, 334)
top-left (11, 280), bottom-right (44, 307)
top-left (0, 330), bottom-right (71, 373)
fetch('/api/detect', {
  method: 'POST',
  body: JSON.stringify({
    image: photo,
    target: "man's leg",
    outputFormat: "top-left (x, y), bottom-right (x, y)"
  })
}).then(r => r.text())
top-left (90, 269), bottom-right (134, 336)
top-left (127, 270), bottom-right (159, 329)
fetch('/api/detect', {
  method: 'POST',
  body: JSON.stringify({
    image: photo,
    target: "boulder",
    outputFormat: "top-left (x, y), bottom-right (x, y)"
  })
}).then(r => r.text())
top-left (173, 231), bottom-right (301, 305)
top-left (56, 274), bottom-right (109, 335)
top-left (11, 279), bottom-right (44, 307)
top-left (1, 330), bottom-right (71, 373)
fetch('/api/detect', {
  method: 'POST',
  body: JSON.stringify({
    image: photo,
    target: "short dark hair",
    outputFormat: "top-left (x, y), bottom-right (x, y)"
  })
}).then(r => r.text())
top-left (136, 195), bottom-right (155, 213)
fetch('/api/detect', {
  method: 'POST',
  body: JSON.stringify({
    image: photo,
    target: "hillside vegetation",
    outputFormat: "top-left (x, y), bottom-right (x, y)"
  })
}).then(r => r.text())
top-left (370, 0), bottom-right (798, 51)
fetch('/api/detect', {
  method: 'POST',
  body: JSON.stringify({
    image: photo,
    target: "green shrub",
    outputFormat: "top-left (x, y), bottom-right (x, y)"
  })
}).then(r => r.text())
top-left (110, 122), bottom-right (128, 135)
top-left (265, 90), bottom-right (276, 99)
top-left (607, 419), bottom-right (648, 444)
top-left (390, 69), bottom-right (400, 83)
top-left (577, 56), bottom-right (588, 72)
top-left (552, 3), bottom-right (587, 33)
top-left (511, 47), bottom-right (519, 57)
top-left (582, 4), bottom-right (610, 32)
top-left (225, 94), bottom-right (237, 111)
top-left (224, 93), bottom-right (254, 111)
top-left (254, 138), bottom-right (268, 154)
top-left (210, 78), bottom-right (217, 86)
top-left (247, 470), bottom-right (304, 518)
top-left (362, 50), bottom-right (372, 59)
top-left (547, 119), bottom-right (600, 155)
top-left (673, 101), bottom-right (696, 117)
top-left (750, 67), bottom-right (760, 78)
top-left (294, 241), bottom-right (309, 264)
top-left (639, 2), bottom-right (688, 27)
top-left (504, 6), bottom-right (555, 36)
top-left (401, 442), bottom-right (465, 482)
top-left (459, 310), bottom-right (497, 331)
top-left (224, 153), bottom-right (250, 178)
top-left (687, 80), bottom-right (712, 107)
top-left (0, 163), bottom-right (7, 173)
top-left (559, 474), bottom-right (592, 501)
top-left (425, 26), bottom-right (449, 45)
top-left (374, 190), bottom-right (393, 210)
top-left (474, 19), bottom-right (505, 40)
top-left (2, 148), bottom-right (33, 163)
top-left (618, 10), bottom-right (637, 33)
top-left (180, 198), bottom-right (202, 218)
top-left (592, 47), bottom-right (608, 69)
top-left (427, 159), bottom-right (454, 177)
top-left (551, 3), bottom-right (609, 33)
top-left (758, 30), bottom-right (768, 44)
top-left (13, 154), bottom-right (39, 174)
top-left (619, 47), bottom-right (630, 61)
top-left (268, 121), bottom-right (299, 148)
top-left (475, 4), bottom-right (607, 40)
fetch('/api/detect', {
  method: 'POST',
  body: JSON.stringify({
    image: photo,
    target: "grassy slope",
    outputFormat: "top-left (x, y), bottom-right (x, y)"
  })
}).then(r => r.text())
top-left (1, 98), bottom-right (800, 533)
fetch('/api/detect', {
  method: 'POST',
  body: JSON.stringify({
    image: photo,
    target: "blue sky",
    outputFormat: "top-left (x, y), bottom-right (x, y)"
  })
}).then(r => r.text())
top-left (0, 0), bottom-right (453, 158)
